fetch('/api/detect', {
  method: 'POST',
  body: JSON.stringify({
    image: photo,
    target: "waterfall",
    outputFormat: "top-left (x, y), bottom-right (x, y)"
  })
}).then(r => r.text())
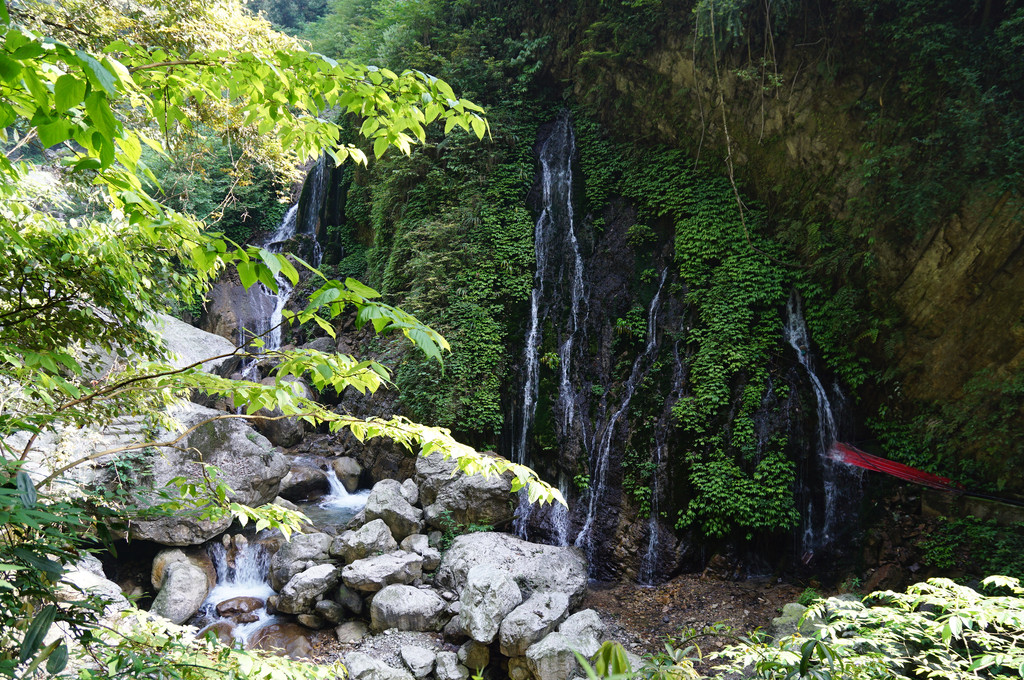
top-left (783, 291), bottom-right (860, 554)
top-left (575, 269), bottom-right (668, 561)
top-left (239, 157), bottom-right (329, 376)
top-left (639, 339), bottom-right (686, 584)
top-left (320, 469), bottom-right (370, 512)
top-left (199, 540), bottom-right (277, 645)
top-left (512, 114), bottom-right (582, 537)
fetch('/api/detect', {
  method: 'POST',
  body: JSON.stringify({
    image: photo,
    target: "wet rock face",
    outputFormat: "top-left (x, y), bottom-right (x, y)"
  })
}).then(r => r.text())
top-left (216, 596), bottom-right (265, 623)
top-left (278, 465), bottom-right (329, 502)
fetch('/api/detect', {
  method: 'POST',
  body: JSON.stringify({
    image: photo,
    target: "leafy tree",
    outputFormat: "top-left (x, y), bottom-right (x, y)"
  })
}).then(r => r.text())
top-left (0, 0), bottom-right (559, 676)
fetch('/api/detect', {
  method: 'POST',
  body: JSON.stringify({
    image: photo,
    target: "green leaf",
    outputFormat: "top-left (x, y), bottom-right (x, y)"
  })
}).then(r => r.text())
top-left (37, 119), bottom-right (71, 148)
top-left (15, 471), bottom-right (36, 508)
top-left (237, 261), bottom-right (257, 289)
top-left (84, 91), bottom-right (116, 141)
top-left (46, 644), bottom-right (68, 674)
top-left (75, 49), bottom-right (117, 95)
top-left (54, 74), bottom-right (87, 112)
top-left (373, 135), bottom-right (388, 159)
top-left (345, 277), bottom-right (381, 299)
top-left (20, 604), bottom-right (56, 663)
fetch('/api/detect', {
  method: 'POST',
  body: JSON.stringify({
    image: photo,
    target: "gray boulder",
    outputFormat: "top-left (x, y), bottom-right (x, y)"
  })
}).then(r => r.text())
top-left (147, 313), bottom-right (237, 372)
top-left (436, 533), bottom-right (588, 608)
top-left (499, 592), bottom-right (571, 657)
top-left (364, 480), bottom-right (424, 541)
top-left (434, 652), bottom-right (469, 680)
top-left (401, 646), bottom-right (436, 679)
top-left (277, 563), bottom-right (342, 614)
top-left (60, 557), bottom-right (130, 621)
top-left (525, 632), bottom-right (577, 680)
top-left (130, 404), bottom-right (289, 545)
top-left (400, 478), bottom-right (419, 505)
top-left (460, 564), bottom-right (523, 644)
top-left (558, 609), bottom-right (606, 656)
top-left (345, 652), bottom-right (415, 680)
top-left (416, 452), bottom-right (514, 529)
top-left (333, 457), bottom-right (363, 493)
top-left (330, 519), bottom-right (398, 563)
top-left (150, 561), bottom-right (209, 624)
top-left (342, 551), bottom-right (424, 592)
top-left (314, 599), bottom-right (346, 624)
top-left (336, 583), bottom-right (364, 615)
top-left (400, 534), bottom-right (441, 571)
top-left (278, 465), bottom-right (328, 502)
top-left (270, 532), bottom-right (333, 590)
top-left (370, 585), bottom-right (448, 632)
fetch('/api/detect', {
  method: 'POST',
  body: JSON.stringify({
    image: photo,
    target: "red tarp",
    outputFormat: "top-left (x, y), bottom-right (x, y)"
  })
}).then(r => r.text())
top-left (829, 442), bottom-right (963, 492)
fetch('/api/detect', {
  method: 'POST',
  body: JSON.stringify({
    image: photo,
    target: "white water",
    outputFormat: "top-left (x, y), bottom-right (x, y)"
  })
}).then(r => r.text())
top-left (239, 157), bottom-right (328, 378)
top-left (576, 269), bottom-right (668, 559)
top-left (783, 291), bottom-right (857, 553)
top-left (296, 468), bottom-right (369, 528)
top-left (199, 541), bottom-right (278, 645)
top-left (639, 340), bottom-right (686, 584)
top-left (513, 115), bottom-right (582, 538)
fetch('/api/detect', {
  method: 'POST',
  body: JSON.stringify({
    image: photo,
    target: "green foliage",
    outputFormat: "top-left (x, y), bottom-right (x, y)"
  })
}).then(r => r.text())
top-left (849, 0), bottom-right (1024, 233)
top-left (798, 587), bottom-right (823, 606)
top-left (872, 369), bottom-right (1024, 492)
top-left (573, 117), bottom-right (798, 539)
top-left (434, 509), bottom-right (494, 551)
top-left (716, 576), bottom-right (1024, 680)
top-left (918, 518), bottom-right (1024, 581)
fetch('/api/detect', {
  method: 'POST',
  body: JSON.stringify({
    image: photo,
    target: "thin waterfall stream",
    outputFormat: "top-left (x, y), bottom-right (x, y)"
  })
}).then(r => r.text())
top-left (513, 114), bottom-right (583, 539)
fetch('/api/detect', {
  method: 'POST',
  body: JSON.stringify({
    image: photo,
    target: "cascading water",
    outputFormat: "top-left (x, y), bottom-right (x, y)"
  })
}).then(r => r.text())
top-left (639, 339), bottom-right (686, 584)
top-left (239, 157), bottom-right (329, 377)
top-left (512, 114), bottom-right (584, 539)
top-left (783, 291), bottom-right (861, 554)
top-left (197, 540), bottom-right (277, 645)
top-left (575, 269), bottom-right (668, 561)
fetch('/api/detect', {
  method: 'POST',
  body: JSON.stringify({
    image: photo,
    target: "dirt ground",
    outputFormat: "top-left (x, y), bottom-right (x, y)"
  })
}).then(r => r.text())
top-left (582, 574), bottom-right (807, 672)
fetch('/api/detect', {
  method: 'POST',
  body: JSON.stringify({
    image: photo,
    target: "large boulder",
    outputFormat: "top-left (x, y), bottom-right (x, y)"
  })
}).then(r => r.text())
top-left (499, 592), bottom-right (571, 657)
top-left (270, 532), bottom-right (333, 590)
top-left (150, 561), bottom-right (209, 624)
top-left (524, 633), bottom-right (577, 680)
top-left (278, 465), bottom-right (328, 502)
top-left (435, 533), bottom-right (588, 608)
top-left (146, 313), bottom-right (237, 373)
top-left (345, 652), bottom-right (415, 680)
top-left (59, 556), bottom-right (130, 621)
top-left (459, 565), bottom-right (522, 644)
top-left (415, 453), bottom-right (514, 529)
top-left (129, 404), bottom-right (289, 545)
top-left (342, 551), bottom-right (424, 592)
top-left (557, 609), bottom-right (606, 656)
top-left (333, 457), bottom-right (363, 493)
top-left (151, 548), bottom-right (216, 591)
top-left (11, 403), bottom-right (289, 546)
top-left (364, 480), bottom-right (423, 541)
top-left (330, 519), bottom-right (398, 563)
top-left (370, 585), bottom-right (448, 632)
top-left (276, 563), bottom-right (342, 614)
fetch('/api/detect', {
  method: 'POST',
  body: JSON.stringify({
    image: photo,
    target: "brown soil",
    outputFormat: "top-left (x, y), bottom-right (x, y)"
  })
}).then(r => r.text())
top-left (582, 574), bottom-right (806, 672)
